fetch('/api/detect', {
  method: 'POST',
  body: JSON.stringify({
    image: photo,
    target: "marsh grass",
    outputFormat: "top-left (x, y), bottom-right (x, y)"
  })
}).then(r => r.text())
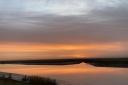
top-left (0, 73), bottom-right (58, 85)
top-left (0, 77), bottom-right (28, 85)
top-left (22, 75), bottom-right (57, 85)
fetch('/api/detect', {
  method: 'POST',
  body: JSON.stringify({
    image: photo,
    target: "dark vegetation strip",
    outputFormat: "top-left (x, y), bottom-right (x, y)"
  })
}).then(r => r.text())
top-left (0, 58), bottom-right (128, 65)
top-left (0, 72), bottom-right (58, 85)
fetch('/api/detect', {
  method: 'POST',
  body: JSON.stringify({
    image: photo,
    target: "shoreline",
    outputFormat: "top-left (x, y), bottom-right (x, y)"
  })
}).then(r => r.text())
top-left (0, 72), bottom-right (57, 85)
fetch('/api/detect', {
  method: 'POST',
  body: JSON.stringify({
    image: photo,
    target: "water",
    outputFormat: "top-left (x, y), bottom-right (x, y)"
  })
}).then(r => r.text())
top-left (0, 63), bottom-right (128, 85)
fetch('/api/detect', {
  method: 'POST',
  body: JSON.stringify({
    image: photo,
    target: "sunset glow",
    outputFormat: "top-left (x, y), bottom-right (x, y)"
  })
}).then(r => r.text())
top-left (0, 42), bottom-right (125, 60)
top-left (0, 42), bottom-right (123, 52)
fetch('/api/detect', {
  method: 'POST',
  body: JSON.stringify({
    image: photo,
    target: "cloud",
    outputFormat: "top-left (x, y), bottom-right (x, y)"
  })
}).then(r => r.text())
top-left (0, 15), bottom-right (128, 45)
top-left (0, 0), bottom-right (124, 16)
top-left (0, 0), bottom-right (128, 46)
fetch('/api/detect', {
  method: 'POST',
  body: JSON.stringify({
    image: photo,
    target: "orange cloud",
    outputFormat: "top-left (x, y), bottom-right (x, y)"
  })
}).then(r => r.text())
top-left (0, 42), bottom-right (124, 60)
top-left (0, 42), bottom-right (123, 52)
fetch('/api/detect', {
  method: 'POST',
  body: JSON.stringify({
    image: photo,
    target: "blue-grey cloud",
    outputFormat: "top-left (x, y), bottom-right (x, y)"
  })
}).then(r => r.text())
top-left (0, 0), bottom-right (128, 45)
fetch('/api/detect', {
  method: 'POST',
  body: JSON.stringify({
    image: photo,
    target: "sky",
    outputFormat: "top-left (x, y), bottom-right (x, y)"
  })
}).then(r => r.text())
top-left (0, 0), bottom-right (128, 60)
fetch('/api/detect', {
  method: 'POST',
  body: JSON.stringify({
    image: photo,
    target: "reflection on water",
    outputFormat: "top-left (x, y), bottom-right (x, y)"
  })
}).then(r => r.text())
top-left (0, 63), bottom-right (128, 85)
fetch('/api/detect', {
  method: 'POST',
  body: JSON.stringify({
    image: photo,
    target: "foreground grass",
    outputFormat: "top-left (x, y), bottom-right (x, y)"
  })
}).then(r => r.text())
top-left (0, 75), bottom-right (57, 85)
top-left (0, 78), bottom-right (28, 85)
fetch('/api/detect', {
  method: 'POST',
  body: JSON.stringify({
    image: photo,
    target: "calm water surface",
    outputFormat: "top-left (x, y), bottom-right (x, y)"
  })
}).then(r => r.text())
top-left (0, 63), bottom-right (128, 85)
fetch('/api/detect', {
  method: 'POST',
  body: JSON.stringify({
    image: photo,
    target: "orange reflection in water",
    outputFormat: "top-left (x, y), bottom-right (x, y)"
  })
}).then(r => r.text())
top-left (0, 63), bottom-right (121, 76)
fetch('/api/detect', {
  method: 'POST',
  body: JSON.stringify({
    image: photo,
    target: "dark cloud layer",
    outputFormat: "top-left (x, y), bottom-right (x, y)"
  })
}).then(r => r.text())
top-left (0, 0), bottom-right (128, 45)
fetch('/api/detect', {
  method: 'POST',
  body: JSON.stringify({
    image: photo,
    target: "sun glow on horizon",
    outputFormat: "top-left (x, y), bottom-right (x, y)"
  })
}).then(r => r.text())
top-left (0, 42), bottom-right (125, 60)
top-left (0, 42), bottom-right (123, 52)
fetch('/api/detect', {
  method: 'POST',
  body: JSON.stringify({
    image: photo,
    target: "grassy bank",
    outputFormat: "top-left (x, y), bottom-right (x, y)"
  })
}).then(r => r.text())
top-left (0, 74), bottom-right (58, 85)
top-left (0, 78), bottom-right (28, 85)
